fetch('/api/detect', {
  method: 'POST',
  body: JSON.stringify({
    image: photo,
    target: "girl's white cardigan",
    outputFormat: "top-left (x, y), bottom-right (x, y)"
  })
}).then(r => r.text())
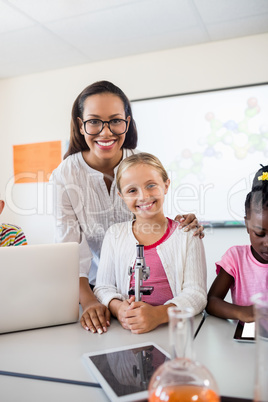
top-left (94, 221), bottom-right (207, 315)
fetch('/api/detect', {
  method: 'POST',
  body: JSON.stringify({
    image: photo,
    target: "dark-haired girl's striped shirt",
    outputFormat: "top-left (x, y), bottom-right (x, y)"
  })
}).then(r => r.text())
top-left (0, 223), bottom-right (27, 247)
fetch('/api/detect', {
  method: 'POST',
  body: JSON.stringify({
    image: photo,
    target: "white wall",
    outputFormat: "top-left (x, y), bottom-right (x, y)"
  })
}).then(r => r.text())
top-left (0, 33), bottom-right (267, 288)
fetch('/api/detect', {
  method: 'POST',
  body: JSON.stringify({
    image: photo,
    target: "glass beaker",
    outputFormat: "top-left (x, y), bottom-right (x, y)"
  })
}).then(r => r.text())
top-left (148, 307), bottom-right (220, 402)
top-left (252, 292), bottom-right (268, 402)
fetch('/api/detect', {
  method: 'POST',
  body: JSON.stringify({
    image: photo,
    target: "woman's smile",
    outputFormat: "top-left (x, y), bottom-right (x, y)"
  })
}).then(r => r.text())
top-left (95, 139), bottom-right (117, 149)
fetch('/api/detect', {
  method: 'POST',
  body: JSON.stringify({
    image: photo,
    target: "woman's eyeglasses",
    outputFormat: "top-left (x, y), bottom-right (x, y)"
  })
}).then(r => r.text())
top-left (83, 119), bottom-right (128, 136)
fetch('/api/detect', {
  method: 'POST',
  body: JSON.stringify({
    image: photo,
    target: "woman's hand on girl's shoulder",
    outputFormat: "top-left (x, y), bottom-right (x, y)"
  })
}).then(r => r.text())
top-left (80, 301), bottom-right (110, 334)
top-left (175, 213), bottom-right (204, 239)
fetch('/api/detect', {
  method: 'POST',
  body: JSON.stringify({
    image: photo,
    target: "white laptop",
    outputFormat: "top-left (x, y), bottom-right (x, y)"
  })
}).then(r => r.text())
top-left (0, 242), bottom-right (79, 334)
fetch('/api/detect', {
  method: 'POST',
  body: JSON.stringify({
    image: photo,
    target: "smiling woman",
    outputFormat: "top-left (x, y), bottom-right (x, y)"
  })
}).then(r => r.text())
top-left (76, 93), bottom-right (131, 180)
top-left (50, 81), bottom-right (138, 333)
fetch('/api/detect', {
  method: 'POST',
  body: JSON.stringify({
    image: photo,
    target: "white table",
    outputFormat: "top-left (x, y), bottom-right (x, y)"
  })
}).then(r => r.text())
top-left (194, 314), bottom-right (255, 400)
top-left (0, 314), bottom-right (203, 402)
top-left (0, 375), bottom-right (106, 402)
top-left (0, 314), bottom-right (254, 401)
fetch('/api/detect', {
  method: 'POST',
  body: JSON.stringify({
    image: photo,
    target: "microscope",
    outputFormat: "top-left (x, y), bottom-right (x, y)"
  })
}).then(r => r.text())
top-left (128, 244), bottom-right (154, 301)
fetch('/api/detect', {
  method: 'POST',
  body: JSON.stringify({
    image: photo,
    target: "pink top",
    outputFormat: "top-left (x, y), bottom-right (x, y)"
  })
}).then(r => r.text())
top-left (130, 218), bottom-right (178, 305)
top-left (216, 245), bottom-right (268, 306)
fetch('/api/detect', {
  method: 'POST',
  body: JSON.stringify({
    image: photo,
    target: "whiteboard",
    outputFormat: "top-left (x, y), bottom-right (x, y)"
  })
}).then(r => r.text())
top-left (131, 83), bottom-right (268, 227)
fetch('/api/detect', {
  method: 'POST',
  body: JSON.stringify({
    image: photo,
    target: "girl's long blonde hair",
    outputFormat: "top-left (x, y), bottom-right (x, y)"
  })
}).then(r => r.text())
top-left (116, 152), bottom-right (169, 193)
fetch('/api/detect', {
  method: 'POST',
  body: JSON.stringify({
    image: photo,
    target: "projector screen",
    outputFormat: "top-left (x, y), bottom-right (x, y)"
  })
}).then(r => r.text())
top-left (131, 83), bottom-right (268, 227)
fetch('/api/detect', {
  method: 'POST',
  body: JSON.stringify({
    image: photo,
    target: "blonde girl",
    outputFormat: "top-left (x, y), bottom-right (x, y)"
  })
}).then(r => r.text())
top-left (94, 152), bottom-right (207, 334)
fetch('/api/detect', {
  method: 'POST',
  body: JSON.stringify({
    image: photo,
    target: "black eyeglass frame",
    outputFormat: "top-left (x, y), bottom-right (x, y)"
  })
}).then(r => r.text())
top-left (83, 118), bottom-right (129, 136)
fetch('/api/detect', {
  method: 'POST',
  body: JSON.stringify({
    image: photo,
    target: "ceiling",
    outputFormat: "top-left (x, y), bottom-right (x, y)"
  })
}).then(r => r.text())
top-left (1, 0), bottom-right (268, 79)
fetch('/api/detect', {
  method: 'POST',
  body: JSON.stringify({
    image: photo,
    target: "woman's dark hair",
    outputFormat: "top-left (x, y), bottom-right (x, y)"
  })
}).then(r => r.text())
top-left (64, 80), bottom-right (138, 159)
top-left (245, 164), bottom-right (268, 218)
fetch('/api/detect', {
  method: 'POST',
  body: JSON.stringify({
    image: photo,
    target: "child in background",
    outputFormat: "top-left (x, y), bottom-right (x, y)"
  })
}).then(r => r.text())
top-left (206, 164), bottom-right (268, 323)
top-left (94, 153), bottom-right (207, 334)
top-left (0, 195), bottom-right (27, 246)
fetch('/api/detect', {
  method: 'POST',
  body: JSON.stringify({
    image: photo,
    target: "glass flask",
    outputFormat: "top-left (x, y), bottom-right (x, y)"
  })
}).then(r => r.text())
top-left (251, 292), bottom-right (268, 402)
top-left (148, 307), bottom-right (220, 402)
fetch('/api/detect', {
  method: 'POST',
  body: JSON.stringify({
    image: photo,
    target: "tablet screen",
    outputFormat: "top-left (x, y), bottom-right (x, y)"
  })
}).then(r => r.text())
top-left (233, 321), bottom-right (255, 342)
top-left (83, 343), bottom-right (170, 401)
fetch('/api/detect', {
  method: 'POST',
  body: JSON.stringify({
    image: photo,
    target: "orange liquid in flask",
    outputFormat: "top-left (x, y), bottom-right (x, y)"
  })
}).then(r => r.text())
top-left (149, 384), bottom-right (220, 402)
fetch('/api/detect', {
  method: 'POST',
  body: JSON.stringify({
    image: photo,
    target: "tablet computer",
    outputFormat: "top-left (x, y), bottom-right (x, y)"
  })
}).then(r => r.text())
top-left (83, 342), bottom-right (170, 402)
top-left (233, 321), bottom-right (255, 342)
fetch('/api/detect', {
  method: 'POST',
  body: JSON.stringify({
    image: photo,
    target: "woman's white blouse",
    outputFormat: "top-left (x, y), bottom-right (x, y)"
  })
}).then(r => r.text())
top-left (50, 149), bottom-right (137, 284)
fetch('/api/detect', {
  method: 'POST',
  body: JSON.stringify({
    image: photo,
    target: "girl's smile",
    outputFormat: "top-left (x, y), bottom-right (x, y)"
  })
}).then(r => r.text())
top-left (136, 201), bottom-right (156, 211)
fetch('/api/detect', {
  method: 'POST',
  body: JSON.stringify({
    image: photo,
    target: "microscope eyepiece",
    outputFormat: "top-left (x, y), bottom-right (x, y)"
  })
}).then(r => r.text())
top-left (136, 244), bottom-right (144, 258)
